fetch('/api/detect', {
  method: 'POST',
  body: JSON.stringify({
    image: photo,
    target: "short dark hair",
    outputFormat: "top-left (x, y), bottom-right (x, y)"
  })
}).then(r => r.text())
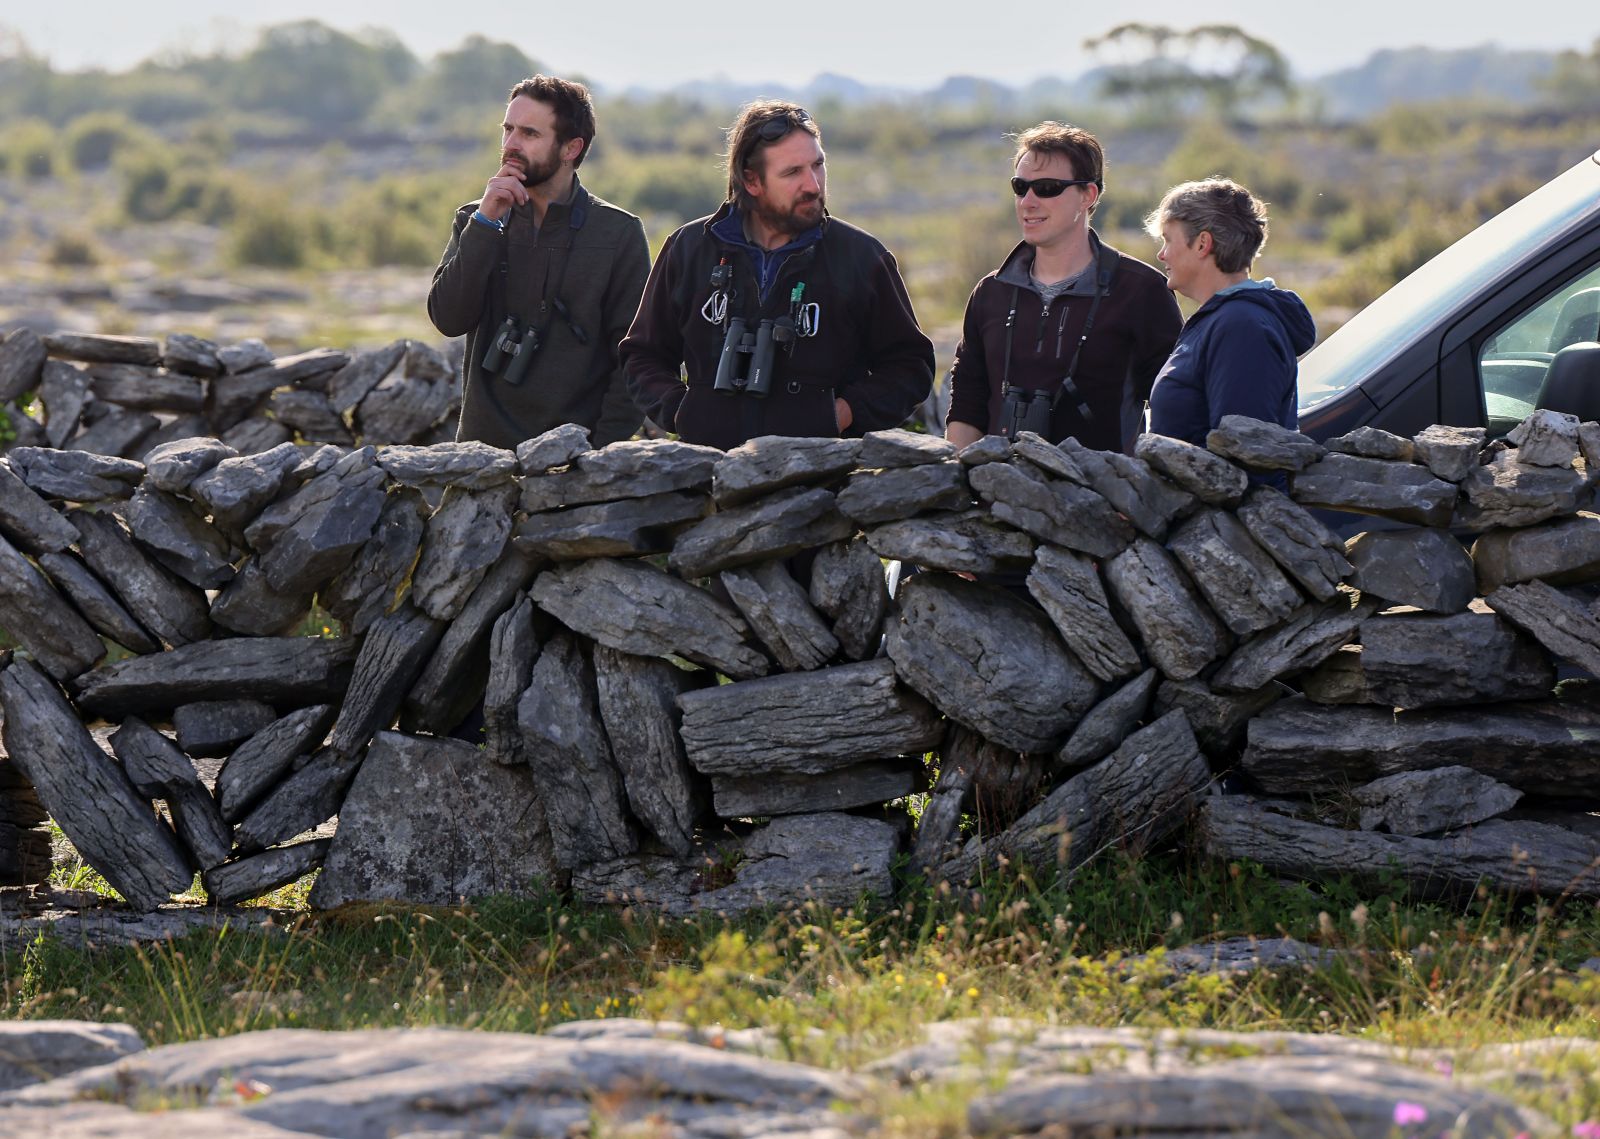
top-left (1012, 121), bottom-right (1105, 214)
top-left (724, 100), bottom-right (821, 207)
top-left (508, 75), bottom-right (597, 168)
top-left (1146, 178), bottom-right (1270, 274)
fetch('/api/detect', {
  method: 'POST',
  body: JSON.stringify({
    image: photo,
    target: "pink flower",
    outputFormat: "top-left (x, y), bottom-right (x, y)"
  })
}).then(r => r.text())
top-left (1433, 1058), bottom-right (1454, 1078)
top-left (1572, 1124), bottom-right (1600, 1139)
top-left (1393, 1101), bottom-right (1429, 1127)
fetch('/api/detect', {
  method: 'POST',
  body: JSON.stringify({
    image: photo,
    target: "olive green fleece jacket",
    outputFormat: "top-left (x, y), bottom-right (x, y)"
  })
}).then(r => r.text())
top-left (428, 178), bottom-right (650, 450)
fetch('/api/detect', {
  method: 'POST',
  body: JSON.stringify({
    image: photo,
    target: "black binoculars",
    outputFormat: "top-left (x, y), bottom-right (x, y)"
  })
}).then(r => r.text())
top-left (713, 316), bottom-right (795, 398)
top-left (480, 316), bottom-right (541, 386)
top-left (999, 385), bottom-right (1054, 441)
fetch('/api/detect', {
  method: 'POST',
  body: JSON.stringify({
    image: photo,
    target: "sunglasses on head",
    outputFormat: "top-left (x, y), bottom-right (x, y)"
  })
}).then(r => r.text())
top-left (1011, 176), bottom-right (1095, 199)
top-left (756, 109), bottom-right (812, 144)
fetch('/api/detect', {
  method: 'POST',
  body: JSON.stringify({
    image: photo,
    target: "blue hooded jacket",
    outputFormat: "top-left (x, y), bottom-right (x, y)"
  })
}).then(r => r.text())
top-left (1147, 279), bottom-right (1316, 446)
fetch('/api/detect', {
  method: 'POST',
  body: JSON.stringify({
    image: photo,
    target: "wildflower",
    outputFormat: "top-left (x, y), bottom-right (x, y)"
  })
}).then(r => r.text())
top-left (1433, 1059), bottom-right (1453, 1078)
top-left (966, 987), bottom-right (979, 999)
top-left (1573, 1123), bottom-right (1600, 1139)
top-left (935, 972), bottom-right (948, 988)
top-left (233, 1079), bottom-right (270, 1102)
top-left (1392, 1101), bottom-right (1428, 1127)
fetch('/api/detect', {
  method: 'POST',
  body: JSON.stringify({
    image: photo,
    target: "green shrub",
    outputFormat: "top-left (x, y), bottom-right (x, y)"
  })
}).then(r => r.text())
top-left (47, 233), bottom-right (99, 267)
top-left (64, 111), bottom-right (156, 172)
top-left (4, 118), bottom-right (56, 179)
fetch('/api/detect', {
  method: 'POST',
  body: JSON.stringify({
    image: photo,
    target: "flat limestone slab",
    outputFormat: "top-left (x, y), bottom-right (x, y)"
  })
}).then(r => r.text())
top-left (72, 637), bottom-right (357, 719)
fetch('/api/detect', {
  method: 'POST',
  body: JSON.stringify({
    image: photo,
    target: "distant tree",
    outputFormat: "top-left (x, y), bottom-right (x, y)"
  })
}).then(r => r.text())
top-left (224, 21), bottom-right (420, 131)
top-left (1084, 23), bottom-right (1293, 119)
top-left (1541, 37), bottom-right (1600, 110)
top-left (407, 36), bottom-right (540, 123)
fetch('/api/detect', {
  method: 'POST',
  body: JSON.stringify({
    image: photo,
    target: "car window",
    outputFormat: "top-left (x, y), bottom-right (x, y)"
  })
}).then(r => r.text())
top-left (1478, 261), bottom-right (1600, 433)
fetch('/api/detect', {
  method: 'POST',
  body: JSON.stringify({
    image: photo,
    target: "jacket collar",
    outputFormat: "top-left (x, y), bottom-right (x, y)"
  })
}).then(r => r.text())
top-left (995, 228), bottom-right (1106, 295)
top-left (704, 200), bottom-right (827, 251)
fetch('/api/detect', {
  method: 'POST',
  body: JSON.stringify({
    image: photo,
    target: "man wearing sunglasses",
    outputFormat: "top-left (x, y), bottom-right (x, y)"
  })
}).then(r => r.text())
top-left (621, 101), bottom-right (934, 449)
top-left (429, 75), bottom-right (651, 450)
top-left (945, 122), bottom-right (1181, 454)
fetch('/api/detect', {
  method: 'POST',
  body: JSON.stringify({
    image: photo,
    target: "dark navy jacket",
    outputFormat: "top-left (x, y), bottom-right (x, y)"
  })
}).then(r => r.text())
top-left (1147, 279), bottom-right (1316, 446)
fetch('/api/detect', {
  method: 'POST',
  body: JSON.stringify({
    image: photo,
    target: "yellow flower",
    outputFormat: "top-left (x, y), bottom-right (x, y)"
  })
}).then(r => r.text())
top-left (936, 972), bottom-right (948, 988)
top-left (966, 987), bottom-right (979, 998)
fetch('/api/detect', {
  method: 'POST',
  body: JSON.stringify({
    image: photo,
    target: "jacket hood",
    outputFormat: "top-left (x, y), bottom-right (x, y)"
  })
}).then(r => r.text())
top-left (1199, 282), bottom-right (1317, 354)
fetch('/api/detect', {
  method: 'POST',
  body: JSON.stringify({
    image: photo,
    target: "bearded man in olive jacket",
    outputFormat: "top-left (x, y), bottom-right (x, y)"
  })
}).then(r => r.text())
top-left (429, 75), bottom-right (650, 449)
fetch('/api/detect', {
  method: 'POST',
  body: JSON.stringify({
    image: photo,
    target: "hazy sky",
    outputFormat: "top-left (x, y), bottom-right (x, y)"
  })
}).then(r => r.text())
top-left (3, 1), bottom-right (1594, 87)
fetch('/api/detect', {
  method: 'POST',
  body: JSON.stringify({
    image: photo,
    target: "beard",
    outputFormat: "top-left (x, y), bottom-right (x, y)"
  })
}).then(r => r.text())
top-left (751, 190), bottom-right (826, 239)
top-left (503, 148), bottom-right (561, 190)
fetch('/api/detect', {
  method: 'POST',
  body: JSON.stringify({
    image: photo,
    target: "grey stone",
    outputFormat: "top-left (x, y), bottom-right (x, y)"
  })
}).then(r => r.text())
top-left (233, 746), bottom-right (362, 854)
top-left (711, 434), bottom-right (862, 506)
top-left (245, 347), bottom-right (349, 393)
top-left (1415, 423), bottom-right (1487, 482)
top-left (1240, 696), bottom-right (1600, 801)
top-left (1488, 578), bottom-right (1600, 676)
top-left (321, 486), bottom-right (428, 636)
top-left (693, 812), bottom-right (901, 914)
top-left (0, 328), bottom-right (47, 402)
top-left (36, 551), bottom-right (159, 654)
top-left (326, 339), bottom-right (406, 413)
top-left (208, 369), bottom-right (282, 431)
top-left (1472, 511), bottom-right (1600, 593)
top-left (680, 658), bottom-right (943, 776)
top-left (808, 537), bottom-right (890, 660)
top-left (1167, 508), bottom-right (1303, 636)
top-left (836, 462), bottom-right (969, 524)
top-left (108, 717), bottom-right (232, 871)
top-left (1152, 677), bottom-right (1287, 759)
top-left (161, 332), bottom-right (222, 377)
top-left (43, 332), bottom-right (160, 366)
top-left (172, 700), bottom-right (277, 759)
top-left (520, 438), bottom-right (722, 512)
top-left (377, 441), bottom-right (518, 490)
top-left (858, 427), bottom-right (956, 467)
top-left (218, 417), bottom-right (292, 455)
top-left (1060, 439), bottom-right (1196, 540)
top-left (208, 560), bottom-right (313, 637)
top-left (38, 361), bottom-right (89, 448)
top-left (405, 546), bottom-right (539, 735)
top-left (668, 485), bottom-right (853, 579)
top-left (1058, 668), bottom-right (1159, 769)
top-left (886, 574), bottom-right (1098, 752)
top-left (0, 532), bottom-right (106, 681)
top-left (513, 491), bottom-right (709, 560)
top-left (123, 485), bottom-right (236, 589)
top-left (518, 632), bottom-right (637, 869)
top-left (594, 646), bottom-right (710, 858)
top-left (1104, 536), bottom-right (1229, 681)
top-left (328, 603), bottom-right (447, 759)
top-left (1010, 430), bottom-right (1089, 482)
top-left (204, 838), bottom-right (330, 907)
top-left (68, 406), bottom-right (159, 458)
top-left (216, 338), bottom-right (274, 374)
top-left (1298, 643), bottom-right (1373, 704)
top-left (70, 507), bottom-right (212, 646)
top-left (1326, 425), bottom-right (1416, 461)
top-left (956, 434), bottom-right (1012, 466)
top-left (137, 416), bottom-right (225, 459)
top-left (968, 460), bottom-right (1133, 559)
top-left (190, 442), bottom-right (303, 534)
top-left (142, 436), bottom-right (236, 495)
top-left (311, 732), bottom-right (557, 908)
top-left (514, 422), bottom-right (591, 473)
top-left (0, 658), bottom-right (191, 910)
top-left (1292, 452), bottom-right (1460, 526)
top-left (1153, 936), bottom-right (1343, 977)
top-left (0, 1020), bottom-right (143, 1093)
top-left (253, 463), bottom-right (387, 596)
top-left (215, 705), bottom-right (335, 824)
top-left (1346, 526), bottom-right (1476, 612)
top-left (1508, 407), bottom-right (1582, 467)
top-left (482, 594), bottom-right (539, 767)
top-left (531, 558), bottom-right (768, 679)
top-left (712, 761), bottom-right (914, 818)
top-left (1134, 432), bottom-right (1248, 506)
top-left (721, 559), bottom-right (839, 671)
top-left (412, 483), bottom-right (517, 621)
top-left (1355, 766), bottom-right (1523, 835)
top-left (1359, 611), bottom-right (1554, 708)
top-left (0, 458), bottom-right (80, 553)
top-left (1211, 598), bottom-right (1364, 693)
top-left (269, 390), bottom-right (350, 444)
top-left (6, 446), bottom-right (142, 501)
top-left (1206, 414), bottom-right (1324, 471)
top-left (1025, 544), bottom-right (1141, 682)
top-left (865, 509), bottom-right (1035, 575)
top-left (1458, 450), bottom-right (1586, 529)
top-left (85, 364), bottom-right (204, 413)
top-left (72, 637), bottom-right (356, 720)
top-left (354, 370), bottom-right (453, 443)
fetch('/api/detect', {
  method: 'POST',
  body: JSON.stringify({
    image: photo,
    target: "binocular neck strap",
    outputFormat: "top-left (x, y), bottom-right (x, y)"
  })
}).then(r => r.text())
top-left (1050, 249), bottom-right (1117, 412)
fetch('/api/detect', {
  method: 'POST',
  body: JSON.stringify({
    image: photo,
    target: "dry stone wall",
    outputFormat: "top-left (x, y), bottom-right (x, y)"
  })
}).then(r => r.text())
top-left (3, 327), bottom-right (1600, 913)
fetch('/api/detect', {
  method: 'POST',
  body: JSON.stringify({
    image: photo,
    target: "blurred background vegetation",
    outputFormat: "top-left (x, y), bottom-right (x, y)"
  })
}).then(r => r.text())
top-left (1, 19), bottom-right (1598, 357)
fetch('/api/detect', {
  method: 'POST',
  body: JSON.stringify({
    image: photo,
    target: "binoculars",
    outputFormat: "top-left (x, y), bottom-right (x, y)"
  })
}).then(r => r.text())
top-left (713, 316), bottom-right (795, 397)
top-left (480, 316), bottom-right (541, 386)
top-left (999, 385), bottom-right (1054, 441)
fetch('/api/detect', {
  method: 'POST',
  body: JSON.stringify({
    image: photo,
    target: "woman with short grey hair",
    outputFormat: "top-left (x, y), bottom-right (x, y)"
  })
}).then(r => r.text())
top-left (1142, 178), bottom-right (1315, 452)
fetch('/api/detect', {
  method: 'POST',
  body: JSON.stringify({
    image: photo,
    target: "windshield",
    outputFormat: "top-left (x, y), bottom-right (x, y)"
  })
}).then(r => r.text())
top-left (1298, 149), bottom-right (1600, 411)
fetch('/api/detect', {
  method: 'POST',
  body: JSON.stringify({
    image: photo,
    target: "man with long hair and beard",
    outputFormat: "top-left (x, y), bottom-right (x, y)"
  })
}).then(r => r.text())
top-left (621, 101), bottom-right (933, 449)
top-left (429, 75), bottom-right (650, 449)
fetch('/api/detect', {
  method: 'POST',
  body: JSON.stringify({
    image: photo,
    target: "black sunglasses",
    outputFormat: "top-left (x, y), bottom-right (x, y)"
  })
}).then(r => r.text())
top-left (1011, 176), bottom-right (1095, 199)
top-left (755, 109), bottom-right (812, 144)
